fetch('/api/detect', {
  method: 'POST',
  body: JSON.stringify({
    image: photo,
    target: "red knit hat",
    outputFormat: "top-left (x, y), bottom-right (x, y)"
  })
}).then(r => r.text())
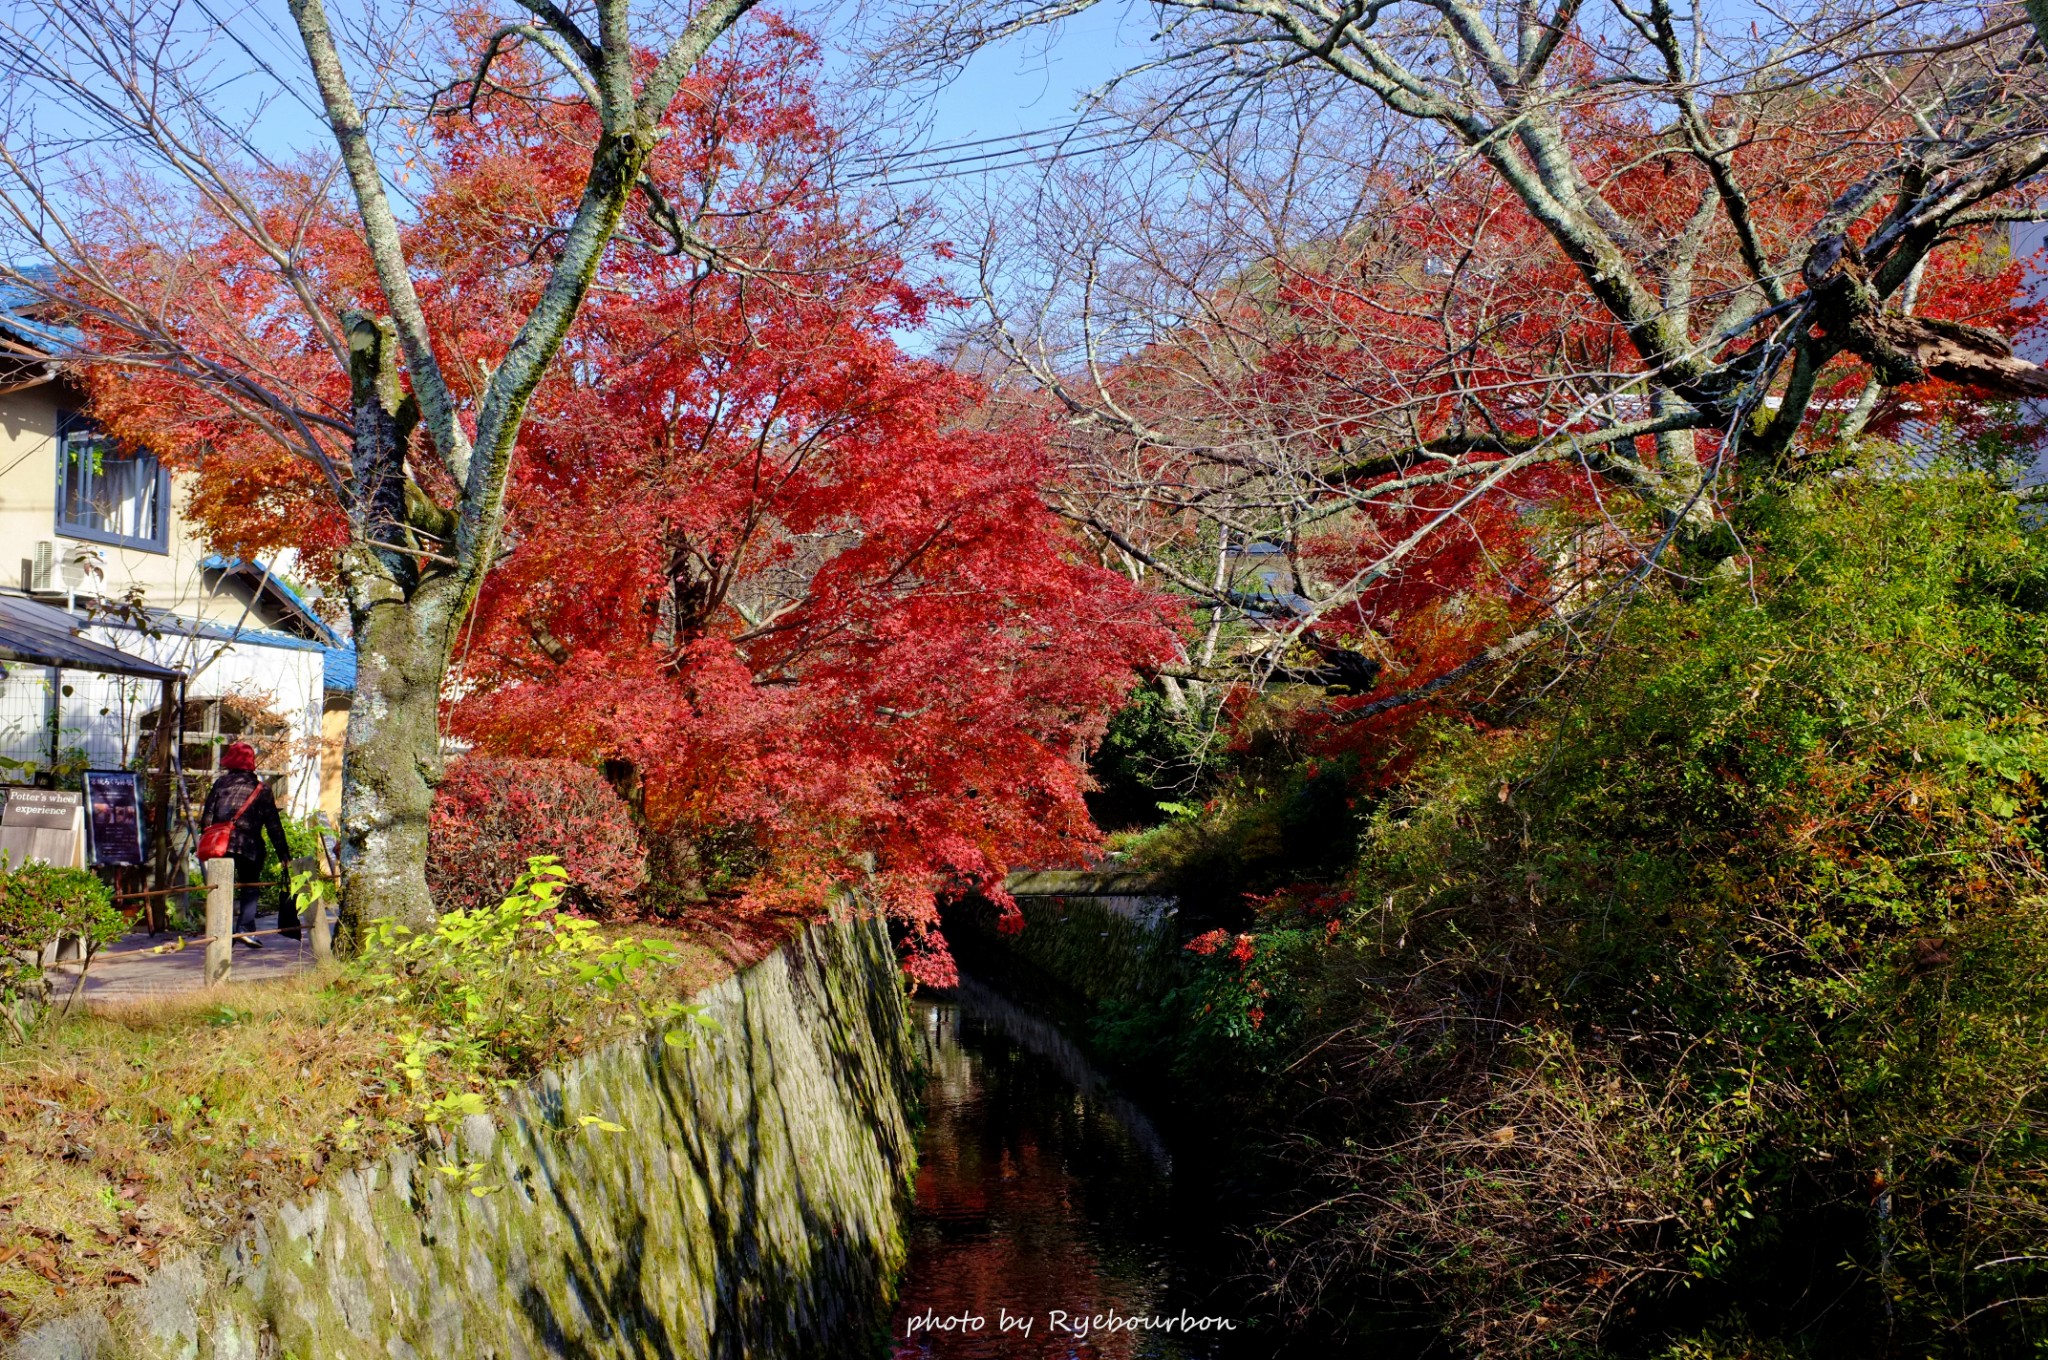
top-left (221, 740), bottom-right (258, 772)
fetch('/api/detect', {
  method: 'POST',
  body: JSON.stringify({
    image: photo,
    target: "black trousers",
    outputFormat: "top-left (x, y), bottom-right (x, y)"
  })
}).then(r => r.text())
top-left (231, 855), bottom-right (300, 936)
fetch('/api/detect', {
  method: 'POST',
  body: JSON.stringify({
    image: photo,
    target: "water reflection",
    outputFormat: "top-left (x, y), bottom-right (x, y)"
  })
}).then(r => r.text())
top-left (889, 981), bottom-right (1262, 1360)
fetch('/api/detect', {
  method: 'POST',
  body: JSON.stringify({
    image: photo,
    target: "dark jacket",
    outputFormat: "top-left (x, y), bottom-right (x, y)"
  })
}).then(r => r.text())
top-left (201, 769), bottom-right (291, 867)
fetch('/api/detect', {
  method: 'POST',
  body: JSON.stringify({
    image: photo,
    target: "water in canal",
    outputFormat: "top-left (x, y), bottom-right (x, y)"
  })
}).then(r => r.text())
top-left (887, 979), bottom-right (1280, 1360)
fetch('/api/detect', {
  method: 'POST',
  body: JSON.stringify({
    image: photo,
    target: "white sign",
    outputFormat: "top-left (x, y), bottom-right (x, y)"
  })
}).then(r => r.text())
top-left (0, 788), bottom-right (85, 869)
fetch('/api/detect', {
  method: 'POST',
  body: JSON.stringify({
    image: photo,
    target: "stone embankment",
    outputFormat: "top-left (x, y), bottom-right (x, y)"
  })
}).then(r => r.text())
top-left (13, 910), bottom-right (915, 1360)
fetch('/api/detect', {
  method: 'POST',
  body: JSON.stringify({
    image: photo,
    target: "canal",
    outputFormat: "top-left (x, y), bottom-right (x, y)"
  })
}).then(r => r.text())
top-left (887, 979), bottom-right (1296, 1359)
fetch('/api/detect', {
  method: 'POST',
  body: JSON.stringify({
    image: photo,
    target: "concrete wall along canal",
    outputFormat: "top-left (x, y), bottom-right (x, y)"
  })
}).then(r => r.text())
top-left (11, 911), bottom-right (917, 1360)
top-left (984, 870), bottom-right (1182, 1008)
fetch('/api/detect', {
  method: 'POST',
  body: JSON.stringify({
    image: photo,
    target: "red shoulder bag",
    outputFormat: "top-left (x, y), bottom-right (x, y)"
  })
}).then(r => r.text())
top-left (198, 784), bottom-right (262, 861)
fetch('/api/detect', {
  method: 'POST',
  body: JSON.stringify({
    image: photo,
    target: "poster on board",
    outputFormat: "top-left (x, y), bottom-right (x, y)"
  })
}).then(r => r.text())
top-left (0, 788), bottom-right (85, 869)
top-left (83, 770), bottom-right (146, 866)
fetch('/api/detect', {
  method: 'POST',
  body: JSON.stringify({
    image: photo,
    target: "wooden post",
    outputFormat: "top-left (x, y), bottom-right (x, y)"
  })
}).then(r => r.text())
top-left (45, 666), bottom-right (61, 771)
top-left (144, 677), bottom-right (180, 933)
top-left (310, 893), bottom-right (333, 963)
top-left (313, 834), bottom-right (339, 963)
top-left (204, 857), bottom-right (233, 986)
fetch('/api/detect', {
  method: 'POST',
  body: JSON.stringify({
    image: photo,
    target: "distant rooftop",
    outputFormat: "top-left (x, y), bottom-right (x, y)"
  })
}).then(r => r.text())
top-left (0, 267), bottom-right (86, 356)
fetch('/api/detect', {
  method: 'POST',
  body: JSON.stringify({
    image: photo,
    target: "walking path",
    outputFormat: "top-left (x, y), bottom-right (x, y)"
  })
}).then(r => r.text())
top-left (45, 916), bottom-right (317, 1007)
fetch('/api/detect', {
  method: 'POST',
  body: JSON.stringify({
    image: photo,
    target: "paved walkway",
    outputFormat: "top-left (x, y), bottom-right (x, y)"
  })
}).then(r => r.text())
top-left (45, 916), bottom-right (318, 1007)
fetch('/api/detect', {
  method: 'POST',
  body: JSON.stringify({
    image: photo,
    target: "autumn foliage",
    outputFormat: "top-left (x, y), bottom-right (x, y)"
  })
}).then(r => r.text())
top-left (426, 759), bottom-right (647, 917)
top-left (1302, 150), bottom-right (2036, 728)
top-left (78, 25), bottom-right (1176, 980)
top-left (1050, 67), bottom-right (2043, 764)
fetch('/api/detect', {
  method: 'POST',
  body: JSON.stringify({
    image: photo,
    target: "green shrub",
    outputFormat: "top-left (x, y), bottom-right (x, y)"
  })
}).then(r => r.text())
top-left (344, 855), bottom-right (706, 1124)
top-left (1113, 704), bottom-right (1364, 925)
top-left (1087, 685), bottom-right (1219, 830)
top-left (1187, 469), bottom-right (2048, 1354)
top-left (0, 862), bottom-right (126, 1041)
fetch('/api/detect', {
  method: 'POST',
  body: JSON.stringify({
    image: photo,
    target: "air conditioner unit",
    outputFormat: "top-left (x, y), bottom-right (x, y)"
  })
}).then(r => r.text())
top-left (31, 541), bottom-right (53, 591)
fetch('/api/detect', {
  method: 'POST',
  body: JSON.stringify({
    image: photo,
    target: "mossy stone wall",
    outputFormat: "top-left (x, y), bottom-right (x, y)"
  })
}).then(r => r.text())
top-left (12, 910), bottom-right (915, 1360)
top-left (953, 895), bottom-right (1180, 1010)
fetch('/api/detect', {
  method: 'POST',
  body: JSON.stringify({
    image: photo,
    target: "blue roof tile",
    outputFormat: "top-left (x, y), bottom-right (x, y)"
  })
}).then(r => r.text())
top-left (322, 645), bottom-right (356, 694)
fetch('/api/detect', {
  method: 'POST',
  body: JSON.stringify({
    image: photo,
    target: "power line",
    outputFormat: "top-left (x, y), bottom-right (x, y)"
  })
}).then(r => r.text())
top-left (844, 122), bottom-right (1150, 182)
top-left (176, 1), bottom-right (1183, 199)
top-left (839, 117), bottom-right (1236, 189)
top-left (840, 110), bottom-right (1130, 168)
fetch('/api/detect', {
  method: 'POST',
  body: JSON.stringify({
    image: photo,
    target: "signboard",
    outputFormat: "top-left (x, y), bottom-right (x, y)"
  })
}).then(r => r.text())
top-left (0, 788), bottom-right (84, 868)
top-left (83, 770), bottom-right (145, 866)
top-left (3, 788), bottom-right (82, 829)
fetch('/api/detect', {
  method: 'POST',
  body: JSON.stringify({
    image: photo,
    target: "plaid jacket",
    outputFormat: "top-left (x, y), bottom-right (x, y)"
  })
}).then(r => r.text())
top-left (200, 769), bottom-right (290, 866)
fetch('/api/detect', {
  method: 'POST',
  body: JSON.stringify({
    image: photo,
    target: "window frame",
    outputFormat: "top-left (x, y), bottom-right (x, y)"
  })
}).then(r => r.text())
top-left (53, 412), bottom-right (170, 553)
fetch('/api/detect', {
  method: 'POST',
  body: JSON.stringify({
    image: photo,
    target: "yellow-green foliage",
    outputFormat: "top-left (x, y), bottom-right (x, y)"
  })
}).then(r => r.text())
top-left (346, 857), bottom-right (716, 1123)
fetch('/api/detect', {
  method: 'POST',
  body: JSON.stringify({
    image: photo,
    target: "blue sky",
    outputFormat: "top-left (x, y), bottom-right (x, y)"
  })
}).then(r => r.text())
top-left (906, 0), bottom-right (1152, 144)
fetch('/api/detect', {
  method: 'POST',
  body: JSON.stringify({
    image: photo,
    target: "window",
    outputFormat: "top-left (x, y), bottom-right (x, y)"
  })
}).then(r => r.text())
top-left (139, 697), bottom-right (289, 777)
top-left (55, 415), bottom-right (167, 551)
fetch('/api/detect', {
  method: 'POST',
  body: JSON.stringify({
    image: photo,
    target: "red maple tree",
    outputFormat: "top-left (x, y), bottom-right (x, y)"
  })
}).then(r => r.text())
top-left (82, 26), bottom-right (1179, 981)
top-left (448, 45), bottom-right (1176, 982)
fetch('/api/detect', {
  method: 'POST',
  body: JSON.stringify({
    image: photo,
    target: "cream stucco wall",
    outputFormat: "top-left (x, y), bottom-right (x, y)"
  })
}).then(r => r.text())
top-left (319, 695), bottom-right (348, 822)
top-left (0, 378), bottom-right (259, 625)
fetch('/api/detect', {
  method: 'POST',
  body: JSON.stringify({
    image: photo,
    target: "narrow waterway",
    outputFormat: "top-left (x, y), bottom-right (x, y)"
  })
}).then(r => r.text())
top-left (887, 979), bottom-right (1277, 1360)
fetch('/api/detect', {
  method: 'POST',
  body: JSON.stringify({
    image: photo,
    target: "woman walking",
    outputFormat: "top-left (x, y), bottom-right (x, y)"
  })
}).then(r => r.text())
top-left (198, 741), bottom-right (294, 946)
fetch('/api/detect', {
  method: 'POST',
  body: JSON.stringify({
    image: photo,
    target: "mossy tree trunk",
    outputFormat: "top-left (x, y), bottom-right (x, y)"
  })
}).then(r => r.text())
top-left (335, 313), bottom-right (457, 935)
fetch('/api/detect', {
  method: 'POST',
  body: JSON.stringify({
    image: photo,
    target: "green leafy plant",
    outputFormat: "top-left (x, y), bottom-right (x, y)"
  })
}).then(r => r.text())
top-left (432, 1158), bottom-right (501, 1197)
top-left (260, 814), bottom-right (332, 916)
top-left (346, 855), bottom-right (708, 1125)
top-left (0, 860), bottom-right (126, 1042)
top-left (289, 866), bottom-right (337, 937)
top-left (1088, 684), bottom-right (1221, 830)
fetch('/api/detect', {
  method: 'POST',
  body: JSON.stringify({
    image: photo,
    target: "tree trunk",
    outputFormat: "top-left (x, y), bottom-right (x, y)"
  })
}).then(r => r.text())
top-left (1648, 393), bottom-right (1720, 535)
top-left (335, 582), bottom-right (454, 939)
top-left (333, 312), bottom-right (454, 942)
top-left (1804, 235), bottom-right (2048, 400)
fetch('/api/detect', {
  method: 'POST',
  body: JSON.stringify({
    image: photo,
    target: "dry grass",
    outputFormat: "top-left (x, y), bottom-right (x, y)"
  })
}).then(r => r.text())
top-left (0, 921), bottom-right (747, 1338)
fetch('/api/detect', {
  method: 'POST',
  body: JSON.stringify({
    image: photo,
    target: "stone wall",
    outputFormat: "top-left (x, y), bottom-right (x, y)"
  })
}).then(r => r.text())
top-left (955, 894), bottom-right (1181, 1011)
top-left (12, 910), bottom-right (916, 1360)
